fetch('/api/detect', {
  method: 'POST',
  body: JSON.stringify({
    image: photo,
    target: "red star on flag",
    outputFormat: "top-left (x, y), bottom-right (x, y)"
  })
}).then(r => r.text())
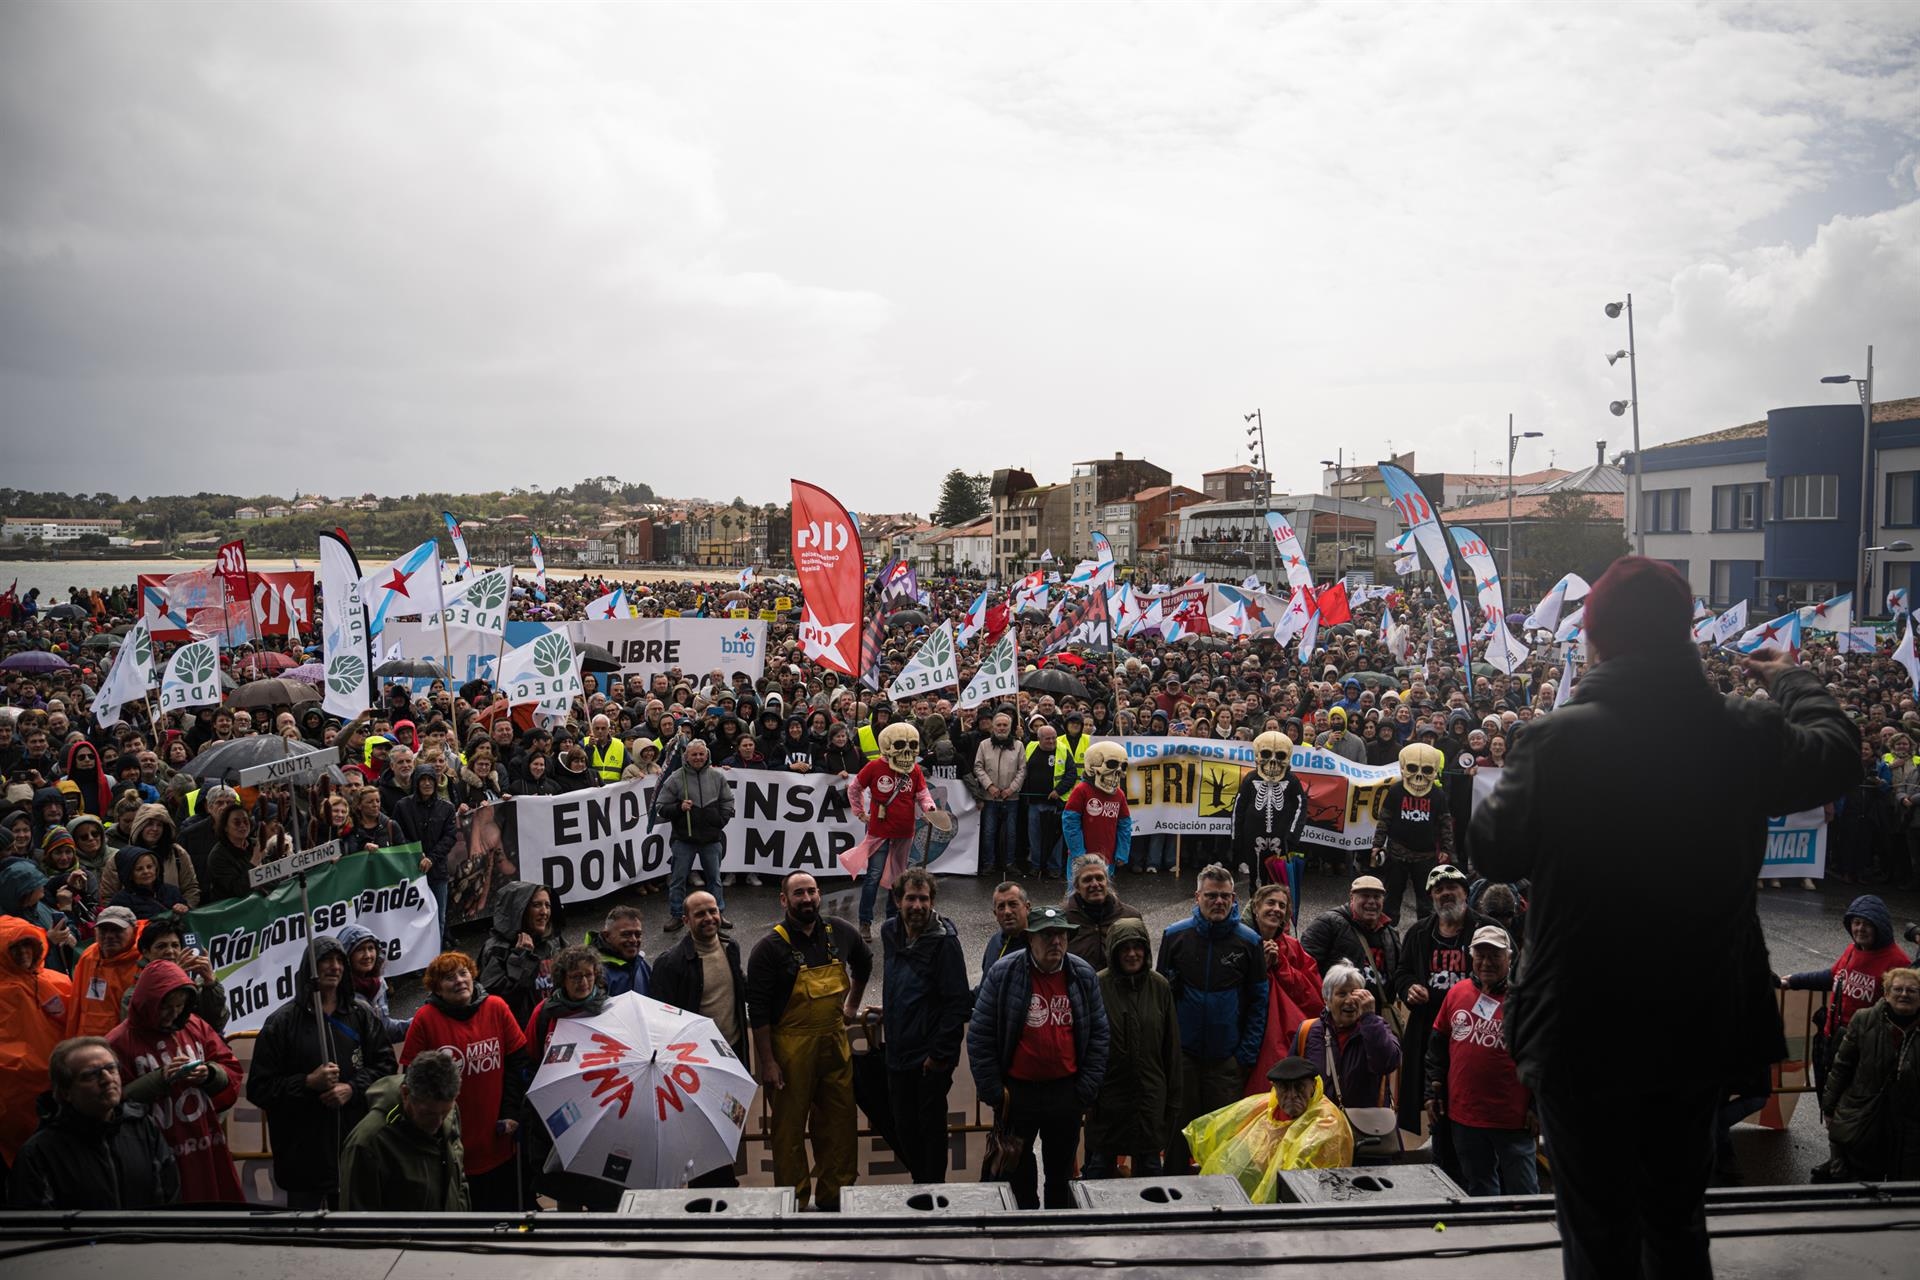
top-left (602, 605), bottom-right (617, 618)
top-left (380, 568), bottom-right (412, 597)
top-left (1758, 623), bottom-right (1780, 643)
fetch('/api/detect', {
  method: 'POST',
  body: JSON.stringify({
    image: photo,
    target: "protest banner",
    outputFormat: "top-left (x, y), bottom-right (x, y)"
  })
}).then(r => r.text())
top-left (1104, 735), bottom-right (1398, 852)
top-left (1761, 808), bottom-right (1830, 879)
top-left (182, 845), bottom-right (436, 1035)
top-left (568, 616), bottom-right (768, 684)
top-left (511, 768), bottom-right (978, 905)
top-left (388, 619), bottom-right (553, 690)
top-left (139, 570), bottom-right (314, 643)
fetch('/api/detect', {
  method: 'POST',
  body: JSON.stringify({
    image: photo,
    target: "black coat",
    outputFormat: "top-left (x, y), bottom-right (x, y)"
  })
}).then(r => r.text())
top-left (394, 784), bottom-right (456, 884)
top-left (1472, 654), bottom-right (1859, 1090)
top-left (650, 932), bottom-right (749, 1058)
top-left (1299, 905), bottom-right (1401, 1008)
top-left (7, 1100), bottom-right (179, 1208)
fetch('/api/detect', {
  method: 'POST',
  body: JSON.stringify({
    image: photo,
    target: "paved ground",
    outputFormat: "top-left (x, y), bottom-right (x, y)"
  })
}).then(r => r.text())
top-left (427, 858), bottom-right (1920, 1190)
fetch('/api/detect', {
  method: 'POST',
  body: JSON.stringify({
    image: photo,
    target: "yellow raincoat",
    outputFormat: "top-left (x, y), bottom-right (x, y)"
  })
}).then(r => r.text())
top-left (1181, 1077), bottom-right (1354, 1203)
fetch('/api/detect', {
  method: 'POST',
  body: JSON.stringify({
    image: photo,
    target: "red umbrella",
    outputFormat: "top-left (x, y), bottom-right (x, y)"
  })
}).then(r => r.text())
top-left (237, 651), bottom-right (297, 675)
top-left (1040, 652), bottom-right (1088, 668)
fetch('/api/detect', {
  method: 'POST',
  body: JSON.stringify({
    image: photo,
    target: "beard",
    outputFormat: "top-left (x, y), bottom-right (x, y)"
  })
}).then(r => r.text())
top-left (789, 899), bottom-right (820, 926)
top-left (1435, 899), bottom-right (1466, 927)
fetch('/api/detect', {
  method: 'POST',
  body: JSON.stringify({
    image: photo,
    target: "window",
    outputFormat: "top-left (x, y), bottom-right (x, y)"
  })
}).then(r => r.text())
top-left (1778, 474), bottom-right (1838, 521)
top-left (1641, 488), bottom-right (1690, 533)
top-left (1658, 559), bottom-right (1690, 582)
top-left (1711, 483), bottom-right (1766, 531)
top-left (1710, 561), bottom-right (1733, 606)
top-left (1887, 472), bottom-right (1920, 527)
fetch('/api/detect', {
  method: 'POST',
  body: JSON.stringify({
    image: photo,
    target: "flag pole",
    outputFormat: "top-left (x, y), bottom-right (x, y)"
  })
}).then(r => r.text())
top-left (433, 565), bottom-right (454, 689)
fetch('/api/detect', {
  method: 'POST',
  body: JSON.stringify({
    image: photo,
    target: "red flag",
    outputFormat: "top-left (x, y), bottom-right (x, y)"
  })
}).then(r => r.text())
top-left (982, 602), bottom-right (1011, 642)
top-left (1316, 581), bottom-right (1352, 625)
top-left (790, 480), bottom-right (864, 677)
top-left (215, 539), bottom-right (256, 637)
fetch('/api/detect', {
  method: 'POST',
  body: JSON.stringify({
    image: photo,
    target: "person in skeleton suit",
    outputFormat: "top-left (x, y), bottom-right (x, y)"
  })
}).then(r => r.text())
top-left (849, 722), bottom-right (936, 940)
top-left (1372, 742), bottom-right (1455, 925)
top-left (1231, 732), bottom-right (1307, 918)
top-left (1062, 742), bottom-right (1133, 869)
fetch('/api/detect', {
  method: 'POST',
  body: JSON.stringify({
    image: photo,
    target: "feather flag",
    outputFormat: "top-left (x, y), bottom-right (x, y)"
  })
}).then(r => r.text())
top-left (1264, 513), bottom-right (1314, 592)
top-left (1526, 573), bottom-right (1591, 634)
top-left (443, 512), bottom-right (472, 578)
top-left (792, 480), bottom-right (865, 678)
top-left (1449, 526), bottom-right (1505, 621)
top-left (529, 534), bottom-right (548, 601)
top-left (1894, 614), bottom-right (1920, 696)
top-left (1381, 463), bottom-right (1472, 671)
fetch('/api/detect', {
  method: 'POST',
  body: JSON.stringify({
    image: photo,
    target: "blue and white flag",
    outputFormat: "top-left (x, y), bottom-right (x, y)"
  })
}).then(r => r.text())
top-left (357, 541), bottom-right (443, 636)
top-left (1526, 573), bottom-right (1591, 634)
top-left (1894, 616), bottom-right (1920, 695)
top-left (1838, 627), bottom-right (1878, 655)
top-left (442, 512), bottom-right (472, 578)
top-left (1710, 600), bottom-right (1749, 646)
top-left (1732, 611), bottom-right (1801, 656)
top-left (587, 587), bottom-right (633, 620)
top-left (957, 586), bottom-right (992, 647)
top-left (1798, 592), bottom-right (1853, 634)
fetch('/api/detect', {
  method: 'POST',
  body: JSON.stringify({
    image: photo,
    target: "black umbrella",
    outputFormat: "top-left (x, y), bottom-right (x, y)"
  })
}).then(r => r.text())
top-left (82, 633), bottom-right (121, 650)
top-left (184, 734), bottom-right (338, 784)
top-left (227, 678), bottom-right (322, 709)
top-left (1020, 667), bottom-right (1091, 700)
top-left (44, 603), bottom-right (88, 620)
top-left (885, 608), bottom-right (928, 630)
top-left (1016, 609), bottom-right (1049, 625)
top-left (574, 642), bottom-right (622, 674)
top-left (374, 659), bottom-right (451, 680)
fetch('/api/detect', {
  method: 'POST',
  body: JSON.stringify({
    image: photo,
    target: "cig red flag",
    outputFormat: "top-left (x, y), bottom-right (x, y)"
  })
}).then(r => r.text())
top-left (791, 480), bottom-right (864, 676)
top-left (1316, 581), bottom-right (1353, 626)
top-left (215, 539), bottom-right (256, 638)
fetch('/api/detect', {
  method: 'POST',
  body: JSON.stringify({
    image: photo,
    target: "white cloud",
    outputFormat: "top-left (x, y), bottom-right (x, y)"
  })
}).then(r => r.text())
top-left (0, 0), bottom-right (1916, 511)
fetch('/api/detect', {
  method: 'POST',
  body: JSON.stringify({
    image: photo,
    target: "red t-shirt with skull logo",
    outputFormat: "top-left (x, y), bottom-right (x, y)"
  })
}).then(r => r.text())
top-left (853, 758), bottom-right (929, 840)
top-left (1064, 781), bottom-right (1129, 863)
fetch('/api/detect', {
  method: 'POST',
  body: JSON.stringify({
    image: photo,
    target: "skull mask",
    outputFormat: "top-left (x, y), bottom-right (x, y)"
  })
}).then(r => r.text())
top-left (1085, 741), bottom-right (1127, 794)
top-left (1398, 742), bottom-right (1443, 797)
top-left (878, 722), bottom-right (921, 775)
top-left (1252, 731), bottom-right (1294, 783)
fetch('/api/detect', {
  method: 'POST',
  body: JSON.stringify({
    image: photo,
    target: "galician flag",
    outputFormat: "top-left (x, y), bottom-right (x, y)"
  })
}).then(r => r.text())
top-left (1894, 616), bottom-right (1920, 696)
top-left (1525, 573), bottom-right (1591, 634)
top-left (888, 621), bottom-right (960, 699)
top-left (1798, 592), bottom-right (1853, 634)
top-left (159, 637), bottom-right (222, 713)
top-left (497, 630), bottom-right (584, 710)
top-left (442, 512), bottom-right (472, 578)
top-left (530, 533), bottom-right (548, 601)
top-left (957, 586), bottom-right (992, 647)
top-left (958, 631), bottom-right (1020, 710)
top-left (738, 567), bottom-right (755, 589)
top-left (358, 541), bottom-right (443, 635)
top-left (94, 619), bottom-right (155, 728)
top-left (1732, 611), bottom-right (1802, 657)
top-left (587, 587), bottom-right (633, 620)
top-left (1485, 621), bottom-right (1532, 675)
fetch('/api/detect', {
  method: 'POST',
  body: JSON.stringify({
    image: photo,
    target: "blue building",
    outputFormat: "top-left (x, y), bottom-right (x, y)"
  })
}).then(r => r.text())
top-left (1628, 396), bottom-right (1920, 616)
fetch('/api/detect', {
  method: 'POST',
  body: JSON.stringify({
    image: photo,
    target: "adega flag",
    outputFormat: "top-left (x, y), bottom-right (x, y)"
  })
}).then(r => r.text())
top-left (498, 630), bottom-right (584, 710)
top-left (423, 565), bottom-right (510, 634)
top-left (159, 638), bottom-right (222, 712)
top-left (959, 631), bottom-right (1019, 710)
top-left (889, 620), bottom-right (960, 698)
top-left (1381, 463), bottom-right (1472, 670)
top-left (357, 541), bottom-right (443, 635)
top-left (183, 845), bottom-right (435, 1035)
top-left (319, 529), bottom-right (373, 719)
top-left (791, 479), bottom-right (864, 677)
top-left (94, 619), bottom-right (155, 728)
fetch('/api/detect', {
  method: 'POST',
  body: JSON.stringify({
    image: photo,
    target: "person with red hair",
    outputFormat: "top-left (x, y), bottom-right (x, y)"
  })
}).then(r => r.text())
top-left (400, 950), bottom-right (530, 1212)
top-left (1473, 557), bottom-right (1860, 1278)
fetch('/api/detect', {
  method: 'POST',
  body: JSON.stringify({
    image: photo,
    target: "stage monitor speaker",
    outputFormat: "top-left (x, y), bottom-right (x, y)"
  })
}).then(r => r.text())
top-left (616, 1187), bottom-right (796, 1217)
top-left (840, 1183), bottom-right (1020, 1214)
top-left (1274, 1164), bottom-right (1468, 1206)
top-left (1070, 1174), bottom-right (1252, 1213)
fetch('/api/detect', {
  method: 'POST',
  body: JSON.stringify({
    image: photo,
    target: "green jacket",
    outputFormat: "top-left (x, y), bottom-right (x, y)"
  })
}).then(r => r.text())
top-left (339, 1074), bottom-right (471, 1212)
top-left (1085, 918), bottom-right (1182, 1155)
top-left (1821, 999), bottom-right (1920, 1180)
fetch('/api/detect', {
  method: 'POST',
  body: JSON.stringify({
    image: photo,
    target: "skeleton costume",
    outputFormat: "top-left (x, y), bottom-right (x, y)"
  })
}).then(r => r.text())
top-left (1372, 742), bottom-right (1454, 925)
top-left (847, 723), bottom-right (935, 929)
top-left (1230, 733), bottom-right (1307, 913)
top-left (1062, 742), bottom-right (1132, 868)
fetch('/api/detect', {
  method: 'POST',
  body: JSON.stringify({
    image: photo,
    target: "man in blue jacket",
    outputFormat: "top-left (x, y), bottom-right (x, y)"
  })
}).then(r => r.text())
top-left (880, 868), bottom-right (970, 1184)
top-left (968, 905), bottom-right (1109, 1209)
top-left (1157, 863), bottom-right (1267, 1171)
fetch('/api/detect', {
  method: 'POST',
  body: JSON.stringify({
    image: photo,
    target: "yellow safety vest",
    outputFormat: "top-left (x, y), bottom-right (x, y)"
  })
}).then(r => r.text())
top-left (1025, 739), bottom-right (1073, 789)
top-left (857, 723), bottom-right (880, 761)
top-left (589, 738), bottom-right (626, 782)
top-left (1055, 733), bottom-right (1088, 785)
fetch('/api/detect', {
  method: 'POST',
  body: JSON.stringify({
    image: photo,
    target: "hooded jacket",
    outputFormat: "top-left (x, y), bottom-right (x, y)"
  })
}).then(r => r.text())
top-left (1820, 996), bottom-right (1920, 1179)
top-left (99, 803), bottom-right (200, 906)
top-left (65, 922), bottom-right (145, 1039)
top-left (0, 855), bottom-right (76, 975)
top-left (244, 935), bottom-right (396, 1195)
top-left (967, 947), bottom-right (1110, 1108)
top-left (394, 767), bottom-right (457, 884)
top-left (651, 758), bottom-right (734, 845)
top-left (1472, 654), bottom-right (1859, 1090)
top-left (105, 960), bottom-right (245, 1202)
top-left (6, 1097), bottom-right (178, 1209)
top-left (1064, 890), bottom-right (1144, 972)
top-left (1087, 918), bottom-right (1181, 1155)
top-left (1299, 904), bottom-right (1402, 1009)
top-left (1784, 895), bottom-right (1913, 1042)
top-left (1157, 904), bottom-right (1269, 1066)
top-left (400, 981), bottom-right (529, 1175)
top-left (585, 928), bottom-right (653, 998)
top-left (879, 912), bottom-right (970, 1071)
top-left (107, 843), bottom-right (187, 920)
top-left (62, 739), bottom-right (114, 816)
top-left (338, 922), bottom-right (411, 1043)
top-left (476, 881), bottom-right (569, 1027)
top-left (339, 1072), bottom-right (471, 1211)
top-left (0, 918), bottom-right (73, 1165)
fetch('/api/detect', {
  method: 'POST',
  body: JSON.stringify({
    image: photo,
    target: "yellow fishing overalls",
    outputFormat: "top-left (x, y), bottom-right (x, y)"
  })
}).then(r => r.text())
top-left (769, 922), bottom-right (857, 1209)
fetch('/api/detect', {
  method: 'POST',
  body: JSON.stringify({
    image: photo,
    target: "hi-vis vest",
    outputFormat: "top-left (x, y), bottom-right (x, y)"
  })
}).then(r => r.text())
top-left (1024, 739), bottom-right (1075, 789)
top-left (589, 738), bottom-right (626, 782)
top-left (858, 723), bottom-right (880, 761)
top-left (1057, 732), bottom-right (1088, 782)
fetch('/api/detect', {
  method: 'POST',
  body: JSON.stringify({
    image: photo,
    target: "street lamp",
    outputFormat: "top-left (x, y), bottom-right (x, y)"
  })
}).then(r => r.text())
top-left (1320, 452), bottom-right (1359, 587)
top-left (1246, 410), bottom-right (1276, 584)
top-left (1507, 415), bottom-right (1544, 588)
top-left (1605, 296), bottom-right (1644, 556)
top-left (1821, 347), bottom-right (1875, 605)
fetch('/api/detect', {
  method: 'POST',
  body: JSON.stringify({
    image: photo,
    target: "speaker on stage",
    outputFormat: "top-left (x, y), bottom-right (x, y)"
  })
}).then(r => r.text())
top-left (616, 1187), bottom-right (797, 1217)
top-left (840, 1183), bottom-right (1020, 1214)
top-left (1274, 1164), bottom-right (1468, 1206)
top-left (1070, 1174), bottom-right (1252, 1212)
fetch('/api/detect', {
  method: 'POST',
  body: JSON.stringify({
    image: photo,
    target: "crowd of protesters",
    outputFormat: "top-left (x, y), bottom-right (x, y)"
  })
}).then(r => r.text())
top-left (3, 556), bottom-right (1919, 1219)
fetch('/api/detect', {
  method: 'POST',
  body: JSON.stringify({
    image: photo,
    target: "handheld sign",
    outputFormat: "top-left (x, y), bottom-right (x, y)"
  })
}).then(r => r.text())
top-left (249, 839), bottom-right (343, 890)
top-left (234, 744), bottom-right (338, 788)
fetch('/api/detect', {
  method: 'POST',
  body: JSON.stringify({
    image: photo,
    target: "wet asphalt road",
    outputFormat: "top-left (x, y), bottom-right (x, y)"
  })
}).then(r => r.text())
top-left (424, 858), bottom-right (1920, 1190)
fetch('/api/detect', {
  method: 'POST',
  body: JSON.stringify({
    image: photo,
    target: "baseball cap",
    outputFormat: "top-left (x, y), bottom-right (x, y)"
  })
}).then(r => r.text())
top-left (1426, 864), bottom-right (1469, 891)
top-left (1470, 925), bottom-right (1512, 950)
top-left (1026, 906), bottom-right (1079, 932)
top-left (96, 905), bottom-right (138, 932)
top-left (1350, 875), bottom-right (1387, 894)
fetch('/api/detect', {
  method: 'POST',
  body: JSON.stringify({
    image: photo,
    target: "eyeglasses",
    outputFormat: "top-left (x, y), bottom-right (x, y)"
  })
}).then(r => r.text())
top-left (73, 1062), bottom-right (121, 1084)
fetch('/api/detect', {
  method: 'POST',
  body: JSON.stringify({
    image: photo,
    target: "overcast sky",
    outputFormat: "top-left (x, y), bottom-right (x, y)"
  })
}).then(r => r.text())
top-left (3, 1), bottom-right (1918, 513)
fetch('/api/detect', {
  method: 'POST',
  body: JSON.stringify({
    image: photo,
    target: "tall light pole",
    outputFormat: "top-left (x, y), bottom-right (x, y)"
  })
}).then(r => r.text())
top-left (1320, 451), bottom-right (1356, 586)
top-left (1822, 346), bottom-right (1875, 608)
top-left (1245, 410), bottom-right (1276, 585)
top-left (1507, 415), bottom-right (1544, 588)
top-left (1606, 296), bottom-right (1643, 555)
